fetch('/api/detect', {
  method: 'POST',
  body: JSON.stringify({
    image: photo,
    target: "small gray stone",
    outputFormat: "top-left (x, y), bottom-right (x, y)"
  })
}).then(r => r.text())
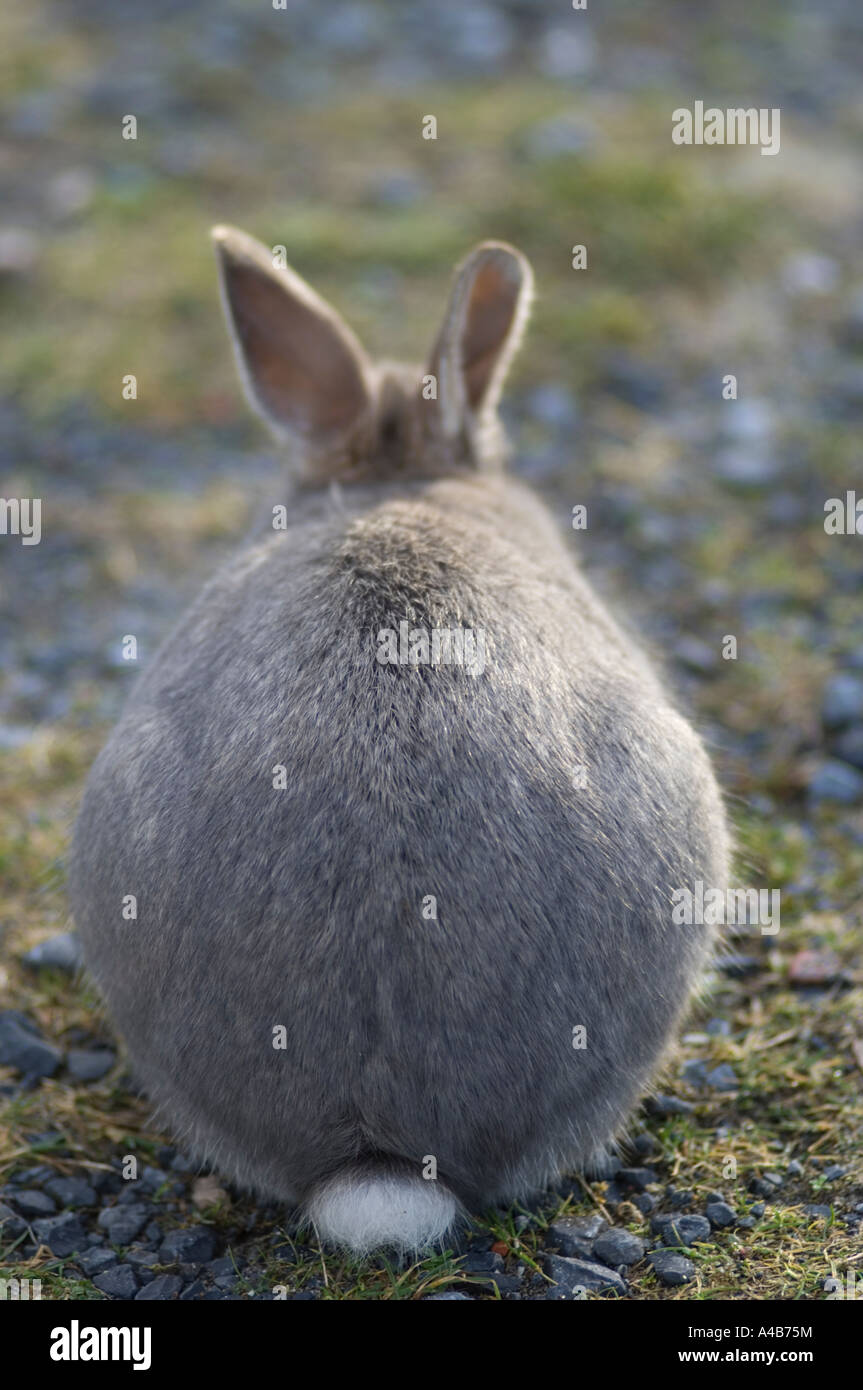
top-left (646, 1094), bottom-right (694, 1117)
top-left (207, 1255), bottom-right (244, 1278)
top-left (718, 954), bottom-right (760, 978)
top-left (808, 760), bottom-right (863, 805)
top-left (124, 1250), bottom-right (161, 1269)
top-left (803, 1204), bottom-right (832, 1220)
top-left (94, 1265), bottom-right (140, 1299)
top-left (179, 1280), bottom-right (207, 1300)
top-left (649, 1250), bottom-right (695, 1286)
top-left (77, 1248), bottom-right (119, 1277)
top-left (835, 726), bottom-right (863, 769)
top-left (615, 1167), bottom-right (657, 1192)
top-left (705, 1201), bottom-right (736, 1229)
top-left (592, 1228), bottom-right (645, 1267)
top-left (680, 1059), bottom-right (708, 1087)
top-left (97, 1203), bottom-right (151, 1246)
top-left (0, 1202), bottom-right (28, 1239)
top-left (159, 1227), bottom-right (217, 1264)
top-left (44, 1176), bottom-right (98, 1208)
top-left (422, 1290), bottom-right (471, 1300)
top-left (823, 1165), bottom-right (845, 1181)
top-left (10, 1189), bottom-right (56, 1218)
top-left (460, 1251), bottom-right (504, 1275)
top-left (543, 1253), bottom-right (626, 1298)
top-left (0, 1011), bottom-right (63, 1078)
top-left (651, 1213), bottom-right (711, 1247)
top-left (138, 1165), bottom-right (169, 1193)
top-left (786, 1160), bottom-right (804, 1177)
top-left (706, 1063), bottom-right (739, 1092)
top-left (822, 675), bottom-right (863, 730)
top-left (134, 1274), bottom-right (183, 1300)
top-left (547, 1212), bottom-right (607, 1259)
top-left (20, 932), bottom-right (83, 972)
top-left (32, 1212), bottom-right (88, 1258)
top-left (631, 1132), bottom-right (660, 1156)
top-left (67, 1048), bottom-right (115, 1081)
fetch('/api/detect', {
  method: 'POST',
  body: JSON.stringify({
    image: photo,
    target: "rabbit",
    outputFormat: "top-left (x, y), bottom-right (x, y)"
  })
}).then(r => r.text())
top-left (69, 226), bottom-right (730, 1256)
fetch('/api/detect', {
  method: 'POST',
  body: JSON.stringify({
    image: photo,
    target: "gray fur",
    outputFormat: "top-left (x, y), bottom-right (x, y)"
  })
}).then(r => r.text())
top-left (69, 232), bottom-right (729, 1244)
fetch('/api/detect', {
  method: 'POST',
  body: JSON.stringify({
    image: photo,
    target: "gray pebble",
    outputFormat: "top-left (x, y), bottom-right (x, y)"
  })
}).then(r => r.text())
top-left (649, 1250), bottom-right (695, 1286)
top-left (76, 1248), bottom-right (118, 1277)
top-left (547, 1212), bottom-right (607, 1259)
top-left (718, 954), bottom-right (760, 978)
top-left (834, 726), bottom-right (863, 769)
top-left (651, 1213), bottom-right (711, 1246)
top-left (615, 1167), bottom-right (657, 1192)
top-left (706, 1063), bottom-right (739, 1092)
top-left (44, 1176), bottom-right (98, 1208)
top-left (67, 1048), bottom-right (115, 1082)
top-left (169, 1152), bottom-right (197, 1174)
top-left (31, 1212), bottom-right (88, 1258)
top-left (543, 1253), bottom-right (626, 1298)
top-left (808, 759), bottom-right (863, 804)
top-left (460, 1251), bottom-right (504, 1275)
top-left (159, 1227), bottom-right (218, 1264)
top-left (134, 1273), bottom-right (183, 1300)
top-left (10, 1189), bottom-right (57, 1218)
top-left (705, 1201), bottom-right (736, 1229)
top-left (822, 674), bottom-right (863, 730)
top-left (124, 1250), bottom-right (162, 1268)
top-left (94, 1265), bottom-right (140, 1299)
top-left (422, 1290), bottom-right (472, 1300)
top-left (0, 1011), bottom-right (63, 1078)
top-left (646, 1094), bottom-right (694, 1117)
top-left (179, 1280), bottom-right (207, 1300)
top-left (592, 1228), bottom-right (645, 1267)
top-left (0, 1202), bottom-right (28, 1240)
top-left (631, 1132), bottom-right (659, 1157)
top-left (20, 932), bottom-right (83, 972)
top-left (207, 1255), bottom-right (244, 1277)
top-left (97, 1203), bottom-right (152, 1246)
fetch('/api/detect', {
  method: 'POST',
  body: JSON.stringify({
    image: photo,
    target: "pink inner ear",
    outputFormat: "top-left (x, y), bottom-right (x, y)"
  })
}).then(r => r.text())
top-left (461, 262), bottom-right (522, 410)
top-left (226, 263), bottom-right (370, 437)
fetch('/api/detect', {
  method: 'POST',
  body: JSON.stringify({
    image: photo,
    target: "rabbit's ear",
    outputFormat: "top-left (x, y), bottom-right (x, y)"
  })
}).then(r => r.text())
top-left (428, 241), bottom-right (533, 438)
top-left (212, 225), bottom-right (373, 443)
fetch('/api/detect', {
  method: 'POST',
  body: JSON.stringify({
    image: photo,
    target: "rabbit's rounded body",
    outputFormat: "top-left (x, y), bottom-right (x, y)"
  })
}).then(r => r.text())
top-left (70, 231), bottom-right (729, 1252)
top-left (71, 473), bottom-right (726, 1216)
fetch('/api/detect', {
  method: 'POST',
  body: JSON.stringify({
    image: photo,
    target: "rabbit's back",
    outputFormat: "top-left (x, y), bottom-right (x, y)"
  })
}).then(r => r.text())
top-left (70, 473), bottom-right (727, 1206)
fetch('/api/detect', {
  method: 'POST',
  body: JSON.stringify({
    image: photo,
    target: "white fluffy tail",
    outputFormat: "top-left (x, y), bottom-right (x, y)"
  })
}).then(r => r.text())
top-left (306, 1169), bottom-right (458, 1256)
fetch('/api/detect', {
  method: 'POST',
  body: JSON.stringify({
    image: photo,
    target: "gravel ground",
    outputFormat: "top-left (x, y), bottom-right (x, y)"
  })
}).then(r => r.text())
top-left (1, 0), bottom-right (862, 1300)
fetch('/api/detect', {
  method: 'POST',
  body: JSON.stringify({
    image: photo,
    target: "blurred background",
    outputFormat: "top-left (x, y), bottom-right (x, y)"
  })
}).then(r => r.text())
top-left (0, 0), bottom-right (861, 1299)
